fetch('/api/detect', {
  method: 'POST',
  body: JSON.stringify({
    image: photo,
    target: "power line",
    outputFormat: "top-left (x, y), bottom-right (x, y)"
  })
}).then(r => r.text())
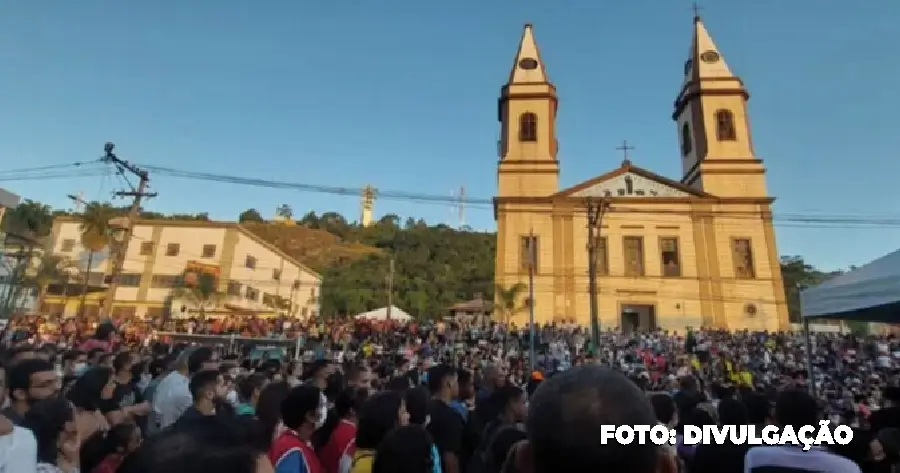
top-left (6, 161), bottom-right (900, 228)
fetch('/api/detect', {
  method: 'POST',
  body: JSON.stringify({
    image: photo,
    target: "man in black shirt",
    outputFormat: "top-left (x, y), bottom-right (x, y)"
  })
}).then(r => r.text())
top-left (109, 353), bottom-right (150, 426)
top-left (427, 364), bottom-right (465, 473)
top-left (177, 370), bottom-right (226, 424)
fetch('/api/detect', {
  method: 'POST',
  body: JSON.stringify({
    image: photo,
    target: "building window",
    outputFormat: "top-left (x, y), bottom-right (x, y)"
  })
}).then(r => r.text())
top-left (623, 236), bottom-right (644, 277)
top-left (202, 244), bottom-right (217, 258)
top-left (518, 112), bottom-right (538, 142)
top-left (660, 237), bottom-right (681, 277)
top-left (519, 235), bottom-right (539, 272)
top-left (681, 123), bottom-right (692, 156)
top-left (272, 269), bottom-right (281, 281)
top-left (245, 286), bottom-right (259, 301)
top-left (226, 281), bottom-right (242, 296)
top-left (139, 241), bottom-right (153, 256)
top-left (617, 189), bottom-right (625, 196)
top-left (245, 255), bottom-right (257, 269)
top-left (60, 239), bottom-right (76, 252)
top-left (732, 238), bottom-right (756, 279)
top-left (118, 273), bottom-right (142, 287)
top-left (635, 190), bottom-right (645, 196)
top-left (715, 109), bottom-right (737, 141)
top-left (146, 307), bottom-right (165, 319)
top-left (624, 176), bottom-right (634, 195)
top-left (301, 307), bottom-right (309, 318)
top-left (150, 274), bottom-right (182, 288)
top-left (593, 236), bottom-right (608, 276)
top-left (165, 243), bottom-right (180, 257)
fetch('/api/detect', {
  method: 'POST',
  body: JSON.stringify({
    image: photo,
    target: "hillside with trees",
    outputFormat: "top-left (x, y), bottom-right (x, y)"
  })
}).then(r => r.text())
top-left (2, 199), bottom-right (841, 321)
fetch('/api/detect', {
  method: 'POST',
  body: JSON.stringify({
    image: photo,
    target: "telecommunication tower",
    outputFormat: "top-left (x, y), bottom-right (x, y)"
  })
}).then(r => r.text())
top-left (361, 185), bottom-right (376, 227)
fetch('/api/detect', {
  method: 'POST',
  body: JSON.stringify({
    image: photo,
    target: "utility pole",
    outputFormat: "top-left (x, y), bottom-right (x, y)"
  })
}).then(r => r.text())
top-left (586, 197), bottom-right (610, 356)
top-left (527, 228), bottom-right (537, 374)
top-left (386, 258), bottom-right (395, 321)
top-left (100, 143), bottom-right (156, 321)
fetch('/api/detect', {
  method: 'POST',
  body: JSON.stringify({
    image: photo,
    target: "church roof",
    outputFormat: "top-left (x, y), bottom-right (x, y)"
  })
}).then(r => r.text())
top-left (507, 24), bottom-right (550, 84)
top-left (552, 160), bottom-right (712, 199)
top-left (680, 15), bottom-right (739, 93)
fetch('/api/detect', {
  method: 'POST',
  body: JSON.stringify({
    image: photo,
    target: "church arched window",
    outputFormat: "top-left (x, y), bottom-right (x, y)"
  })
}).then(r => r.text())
top-left (715, 109), bottom-right (737, 141)
top-left (681, 123), bottom-right (692, 156)
top-left (519, 113), bottom-right (538, 142)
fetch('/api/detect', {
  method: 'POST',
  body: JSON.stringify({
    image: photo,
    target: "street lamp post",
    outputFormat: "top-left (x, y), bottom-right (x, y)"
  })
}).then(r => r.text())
top-left (586, 198), bottom-right (609, 356)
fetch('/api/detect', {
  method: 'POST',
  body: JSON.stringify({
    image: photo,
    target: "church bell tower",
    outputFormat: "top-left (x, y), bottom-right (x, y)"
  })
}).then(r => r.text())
top-left (673, 15), bottom-right (768, 198)
top-left (497, 24), bottom-right (559, 198)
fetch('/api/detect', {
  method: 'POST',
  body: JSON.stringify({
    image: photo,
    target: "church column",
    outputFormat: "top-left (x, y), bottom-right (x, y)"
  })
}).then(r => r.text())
top-left (761, 208), bottom-right (790, 330)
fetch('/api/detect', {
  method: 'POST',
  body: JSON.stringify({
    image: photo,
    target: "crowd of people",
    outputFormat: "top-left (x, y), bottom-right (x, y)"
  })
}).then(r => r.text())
top-left (0, 316), bottom-right (898, 473)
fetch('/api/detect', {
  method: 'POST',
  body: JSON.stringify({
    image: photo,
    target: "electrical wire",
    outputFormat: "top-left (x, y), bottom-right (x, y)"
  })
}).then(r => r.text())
top-left (7, 160), bottom-right (900, 228)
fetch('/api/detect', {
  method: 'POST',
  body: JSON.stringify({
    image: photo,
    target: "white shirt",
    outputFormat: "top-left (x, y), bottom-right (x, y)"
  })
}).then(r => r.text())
top-left (0, 426), bottom-right (37, 473)
top-left (152, 371), bottom-right (192, 430)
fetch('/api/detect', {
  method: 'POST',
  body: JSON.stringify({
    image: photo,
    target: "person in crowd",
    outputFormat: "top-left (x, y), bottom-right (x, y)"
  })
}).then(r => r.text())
top-left (80, 322), bottom-right (116, 353)
top-left (745, 389), bottom-right (862, 473)
top-left (152, 346), bottom-right (215, 430)
top-left (0, 412), bottom-right (38, 473)
top-left (691, 398), bottom-right (752, 473)
top-left (871, 387), bottom-right (900, 434)
top-left (470, 383), bottom-right (526, 473)
top-left (482, 425), bottom-right (526, 473)
top-left (342, 390), bottom-right (409, 473)
top-left (141, 357), bottom-right (170, 408)
top-left (24, 397), bottom-right (80, 473)
top-left (109, 352), bottom-right (151, 426)
top-left (317, 386), bottom-right (370, 473)
top-left (178, 370), bottom-right (227, 423)
top-left (80, 421), bottom-right (142, 473)
top-left (6, 344), bottom-right (38, 365)
top-left (269, 384), bottom-right (326, 473)
top-left (121, 416), bottom-right (273, 473)
top-left (426, 365), bottom-right (464, 473)
top-left (373, 425), bottom-right (435, 473)
top-left (256, 381), bottom-right (292, 450)
top-left (345, 365), bottom-right (372, 393)
top-left (303, 360), bottom-right (332, 391)
top-left (405, 386), bottom-right (443, 473)
top-left (4, 358), bottom-right (58, 425)
top-left (450, 369), bottom-right (474, 422)
top-left (864, 427), bottom-right (900, 473)
top-left (237, 373), bottom-right (270, 417)
top-left (68, 367), bottom-right (123, 440)
top-left (511, 365), bottom-right (677, 473)
top-left (61, 350), bottom-right (87, 380)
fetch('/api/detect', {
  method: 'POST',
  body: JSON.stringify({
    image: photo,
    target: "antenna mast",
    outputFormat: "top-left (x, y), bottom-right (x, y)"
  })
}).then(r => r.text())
top-left (458, 185), bottom-right (466, 229)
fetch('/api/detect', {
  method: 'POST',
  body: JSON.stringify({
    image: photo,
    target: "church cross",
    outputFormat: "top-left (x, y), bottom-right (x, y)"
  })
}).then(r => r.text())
top-left (616, 140), bottom-right (635, 162)
top-left (692, 1), bottom-right (703, 19)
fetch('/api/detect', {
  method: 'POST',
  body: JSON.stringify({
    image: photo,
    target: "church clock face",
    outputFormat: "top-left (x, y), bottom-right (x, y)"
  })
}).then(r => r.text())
top-left (700, 50), bottom-right (720, 63)
top-left (518, 58), bottom-right (539, 70)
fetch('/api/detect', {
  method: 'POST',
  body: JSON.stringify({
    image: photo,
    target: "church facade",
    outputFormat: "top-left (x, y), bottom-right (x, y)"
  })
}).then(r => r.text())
top-left (493, 19), bottom-right (789, 332)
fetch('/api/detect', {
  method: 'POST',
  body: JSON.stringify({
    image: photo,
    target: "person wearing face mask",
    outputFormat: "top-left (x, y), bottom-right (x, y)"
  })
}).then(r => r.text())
top-left (270, 385), bottom-right (327, 473)
top-left (3, 358), bottom-right (58, 426)
top-left (177, 370), bottom-right (228, 423)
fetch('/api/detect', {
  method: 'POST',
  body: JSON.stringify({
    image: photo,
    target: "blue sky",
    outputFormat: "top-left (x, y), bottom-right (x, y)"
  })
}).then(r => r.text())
top-left (0, 1), bottom-right (898, 272)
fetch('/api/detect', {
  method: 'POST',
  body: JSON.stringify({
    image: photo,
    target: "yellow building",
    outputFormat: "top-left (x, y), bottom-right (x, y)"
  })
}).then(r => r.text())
top-left (494, 19), bottom-right (789, 332)
top-left (44, 218), bottom-right (322, 320)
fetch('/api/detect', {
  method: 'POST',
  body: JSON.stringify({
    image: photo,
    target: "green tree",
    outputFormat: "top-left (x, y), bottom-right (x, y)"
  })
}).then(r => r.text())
top-left (25, 254), bottom-right (75, 312)
top-left (1, 199), bottom-right (56, 236)
top-left (780, 256), bottom-right (840, 323)
top-left (78, 202), bottom-right (118, 317)
top-left (172, 272), bottom-right (225, 320)
top-left (238, 209), bottom-right (265, 223)
top-left (494, 282), bottom-right (527, 325)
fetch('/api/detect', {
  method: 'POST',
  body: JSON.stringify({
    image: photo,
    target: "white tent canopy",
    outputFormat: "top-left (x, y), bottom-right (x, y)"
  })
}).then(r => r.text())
top-left (801, 248), bottom-right (900, 322)
top-left (353, 306), bottom-right (412, 322)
